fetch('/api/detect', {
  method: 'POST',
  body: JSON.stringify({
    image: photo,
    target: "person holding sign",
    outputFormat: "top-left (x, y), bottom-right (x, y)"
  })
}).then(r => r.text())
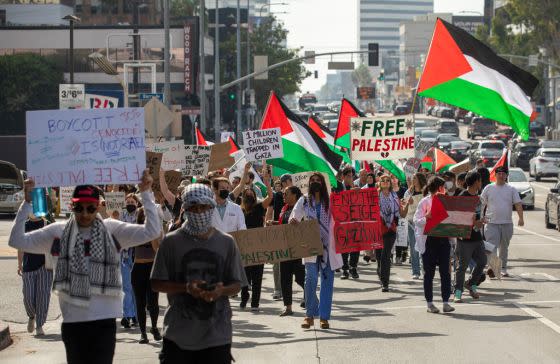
top-left (413, 176), bottom-right (455, 314)
top-left (290, 173), bottom-right (343, 330)
top-left (9, 170), bottom-right (162, 364)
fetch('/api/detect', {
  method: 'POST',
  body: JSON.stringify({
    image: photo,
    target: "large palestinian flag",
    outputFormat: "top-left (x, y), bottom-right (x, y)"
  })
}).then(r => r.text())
top-left (260, 92), bottom-right (343, 185)
top-left (334, 98), bottom-right (364, 149)
top-left (424, 194), bottom-right (480, 238)
top-left (418, 18), bottom-right (539, 140)
top-left (434, 148), bottom-right (457, 172)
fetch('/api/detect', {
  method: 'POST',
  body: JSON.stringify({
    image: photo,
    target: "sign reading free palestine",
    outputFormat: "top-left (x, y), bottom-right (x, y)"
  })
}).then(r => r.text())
top-left (350, 116), bottom-right (415, 160)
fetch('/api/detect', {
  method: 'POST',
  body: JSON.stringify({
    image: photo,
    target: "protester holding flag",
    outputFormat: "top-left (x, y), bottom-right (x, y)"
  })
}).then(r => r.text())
top-left (9, 171), bottom-right (162, 364)
top-left (413, 176), bottom-right (455, 314)
top-left (377, 175), bottom-right (409, 292)
top-left (403, 173), bottom-right (427, 280)
top-left (290, 173), bottom-right (342, 329)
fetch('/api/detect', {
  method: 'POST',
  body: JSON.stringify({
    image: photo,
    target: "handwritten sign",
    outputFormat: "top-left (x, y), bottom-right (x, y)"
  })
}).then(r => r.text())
top-left (104, 192), bottom-right (125, 217)
top-left (26, 108), bottom-right (145, 187)
top-left (350, 116), bottom-right (415, 160)
top-left (183, 145), bottom-right (211, 176)
top-left (403, 139), bottom-right (434, 177)
top-left (242, 128), bottom-right (283, 162)
top-left (146, 141), bottom-right (186, 170)
top-left (60, 186), bottom-right (75, 214)
top-left (330, 189), bottom-right (383, 253)
top-left (292, 171), bottom-right (332, 195)
top-left (164, 170), bottom-right (183, 194)
top-left (208, 142), bottom-right (235, 171)
top-left (230, 220), bottom-right (323, 266)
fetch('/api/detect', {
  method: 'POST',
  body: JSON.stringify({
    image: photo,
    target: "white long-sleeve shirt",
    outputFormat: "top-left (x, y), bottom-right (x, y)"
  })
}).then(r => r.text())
top-left (9, 190), bottom-right (162, 323)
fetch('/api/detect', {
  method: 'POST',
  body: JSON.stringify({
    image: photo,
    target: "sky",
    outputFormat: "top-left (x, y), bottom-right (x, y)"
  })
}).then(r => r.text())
top-left (273, 0), bottom-right (485, 94)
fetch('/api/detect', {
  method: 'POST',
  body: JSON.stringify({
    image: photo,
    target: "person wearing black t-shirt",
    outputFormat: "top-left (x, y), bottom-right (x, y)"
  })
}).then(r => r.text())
top-left (454, 171), bottom-right (487, 303)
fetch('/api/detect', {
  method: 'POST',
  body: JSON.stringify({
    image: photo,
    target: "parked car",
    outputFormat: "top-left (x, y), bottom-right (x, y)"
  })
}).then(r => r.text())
top-left (435, 134), bottom-right (461, 149)
top-left (509, 133), bottom-right (539, 151)
top-left (437, 119), bottom-right (459, 137)
top-left (319, 113), bottom-right (339, 134)
top-left (469, 140), bottom-right (505, 167)
top-left (0, 160), bottom-right (25, 214)
top-left (393, 104), bottom-right (409, 116)
top-left (419, 129), bottom-right (438, 144)
top-left (305, 104), bottom-right (330, 118)
top-left (545, 181), bottom-right (560, 229)
top-left (530, 121), bottom-right (546, 137)
top-left (511, 143), bottom-right (540, 170)
top-left (540, 140), bottom-right (560, 148)
top-left (530, 148), bottom-right (560, 181)
top-left (487, 133), bottom-right (510, 145)
top-left (508, 168), bottom-right (534, 210)
top-left (455, 108), bottom-right (468, 122)
top-left (446, 140), bottom-right (472, 162)
top-left (438, 107), bottom-right (454, 119)
top-left (463, 111), bottom-right (477, 124)
top-left (467, 117), bottom-right (497, 139)
top-left (291, 109), bottom-right (310, 122)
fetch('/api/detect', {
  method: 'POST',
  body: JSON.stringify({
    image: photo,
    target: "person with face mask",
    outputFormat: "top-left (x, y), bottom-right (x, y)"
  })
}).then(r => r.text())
top-left (151, 184), bottom-right (246, 363)
top-left (290, 173), bottom-right (343, 330)
top-left (9, 170), bottom-right (161, 364)
top-left (211, 177), bottom-right (246, 233)
top-left (239, 171), bottom-right (272, 311)
top-left (442, 171), bottom-right (462, 196)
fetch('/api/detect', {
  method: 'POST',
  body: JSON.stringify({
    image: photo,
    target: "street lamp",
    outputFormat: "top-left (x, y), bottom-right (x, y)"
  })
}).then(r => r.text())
top-left (258, 2), bottom-right (287, 18)
top-left (62, 14), bottom-right (80, 84)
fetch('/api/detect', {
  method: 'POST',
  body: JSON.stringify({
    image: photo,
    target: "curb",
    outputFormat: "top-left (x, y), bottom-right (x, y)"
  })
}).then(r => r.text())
top-left (0, 321), bottom-right (12, 351)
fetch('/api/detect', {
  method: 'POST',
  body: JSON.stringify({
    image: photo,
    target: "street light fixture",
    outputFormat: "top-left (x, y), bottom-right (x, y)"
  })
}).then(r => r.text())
top-left (62, 14), bottom-right (81, 84)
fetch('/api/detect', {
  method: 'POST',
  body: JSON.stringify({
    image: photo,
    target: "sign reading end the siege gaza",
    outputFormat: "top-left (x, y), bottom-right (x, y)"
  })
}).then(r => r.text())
top-left (350, 116), bottom-right (415, 160)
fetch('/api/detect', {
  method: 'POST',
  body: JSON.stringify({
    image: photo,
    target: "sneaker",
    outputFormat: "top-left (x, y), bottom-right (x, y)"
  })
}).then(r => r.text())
top-left (130, 317), bottom-right (138, 327)
top-left (382, 286), bottom-right (389, 292)
top-left (396, 257), bottom-right (402, 265)
top-left (150, 327), bottom-right (162, 341)
top-left (341, 270), bottom-right (349, 280)
top-left (272, 292), bottom-right (282, 300)
top-left (350, 268), bottom-right (359, 279)
top-left (139, 332), bottom-right (149, 344)
top-left (120, 317), bottom-right (130, 329)
top-left (363, 256), bottom-right (371, 264)
top-left (469, 285), bottom-right (480, 299)
top-left (427, 304), bottom-right (440, 313)
top-left (35, 326), bottom-right (44, 336)
top-left (279, 308), bottom-right (293, 317)
top-left (443, 303), bottom-right (455, 313)
top-left (27, 317), bottom-right (35, 333)
top-left (501, 270), bottom-right (510, 278)
top-left (464, 279), bottom-right (472, 291)
top-left (240, 301), bottom-right (247, 309)
top-left (412, 274), bottom-right (420, 280)
top-left (250, 307), bottom-right (260, 312)
top-left (454, 290), bottom-right (463, 303)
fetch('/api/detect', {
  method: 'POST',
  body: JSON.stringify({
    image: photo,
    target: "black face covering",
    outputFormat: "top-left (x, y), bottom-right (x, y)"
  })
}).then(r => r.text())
top-left (219, 189), bottom-right (230, 199)
top-left (126, 204), bottom-right (137, 213)
top-left (309, 181), bottom-right (322, 193)
top-left (368, 183), bottom-right (375, 188)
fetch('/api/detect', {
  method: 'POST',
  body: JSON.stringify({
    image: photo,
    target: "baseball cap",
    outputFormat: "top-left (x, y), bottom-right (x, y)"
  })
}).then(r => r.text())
top-left (280, 174), bottom-right (292, 183)
top-left (495, 166), bottom-right (508, 174)
top-left (71, 185), bottom-right (100, 203)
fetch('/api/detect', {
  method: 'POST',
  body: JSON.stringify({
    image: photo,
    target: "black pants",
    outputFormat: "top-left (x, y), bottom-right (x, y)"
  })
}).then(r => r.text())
top-left (341, 252), bottom-right (360, 270)
top-left (280, 259), bottom-right (305, 306)
top-left (131, 261), bottom-right (159, 333)
top-left (376, 231), bottom-right (396, 287)
top-left (160, 338), bottom-right (232, 364)
top-left (395, 246), bottom-right (408, 259)
top-left (455, 240), bottom-right (487, 292)
top-left (241, 264), bottom-right (264, 308)
top-left (422, 236), bottom-right (452, 303)
top-left (61, 319), bottom-right (116, 364)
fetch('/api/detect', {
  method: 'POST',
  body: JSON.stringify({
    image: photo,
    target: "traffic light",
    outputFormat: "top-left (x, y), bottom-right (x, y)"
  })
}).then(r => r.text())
top-left (368, 43), bottom-right (379, 67)
top-left (228, 90), bottom-right (236, 101)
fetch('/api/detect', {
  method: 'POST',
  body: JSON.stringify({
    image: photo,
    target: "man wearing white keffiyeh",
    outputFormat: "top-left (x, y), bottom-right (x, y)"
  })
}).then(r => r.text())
top-left (9, 170), bottom-right (161, 364)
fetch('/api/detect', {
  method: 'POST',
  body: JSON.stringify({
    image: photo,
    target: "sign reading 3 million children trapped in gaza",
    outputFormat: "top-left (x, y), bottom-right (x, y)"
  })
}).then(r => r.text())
top-left (350, 116), bottom-right (415, 160)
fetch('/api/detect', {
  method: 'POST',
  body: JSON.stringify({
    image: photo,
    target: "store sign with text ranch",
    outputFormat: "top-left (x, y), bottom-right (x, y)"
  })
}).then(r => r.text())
top-left (350, 116), bottom-right (415, 160)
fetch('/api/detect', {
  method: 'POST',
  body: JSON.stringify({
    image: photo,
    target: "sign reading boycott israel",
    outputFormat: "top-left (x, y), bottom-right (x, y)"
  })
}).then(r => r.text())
top-left (350, 116), bottom-right (415, 160)
top-left (26, 108), bottom-right (146, 187)
top-left (330, 189), bottom-right (383, 253)
top-left (230, 220), bottom-right (323, 266)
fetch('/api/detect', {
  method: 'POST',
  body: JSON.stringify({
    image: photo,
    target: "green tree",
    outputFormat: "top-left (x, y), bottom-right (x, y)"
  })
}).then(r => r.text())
top-left (351, 63), bottom-right (373, 87)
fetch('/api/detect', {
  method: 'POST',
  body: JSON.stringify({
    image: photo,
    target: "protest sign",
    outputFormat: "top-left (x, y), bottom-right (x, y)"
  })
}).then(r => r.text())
top-left (424, 194), bottom-right (479, 238)
top-left (104, 192), bottom-right (125, 217)
top-left (146, 152), bottom-right (163, 177)
top-left (146, 140), bottom-right (186, 170)
top-left (228, 150), bottom-right (265, 187)
top-left (208, 142), bottom-right (235, 171)
top-left (164, 170), bottom-right (183, 194)
top-left (221, 131), bottom-right (235, 143)
top-left (330, 189), bottom-right (383, 253)
top-left (350, 116), bottom-right (415, 160)
top-left (292, 171), bottom-right (331, 195)
top-left (242, 128), bottom-right (283, 162)
top-left (403, 139), bottom-right (434, 177)
top-left (183, 145), bottom-right (211, 176)
top-left (26, 108), bottom-right (146, 187)
top-left (59, 186), bottom-right (75, 214)
top-left (230, 220), bottom-right (323, 266)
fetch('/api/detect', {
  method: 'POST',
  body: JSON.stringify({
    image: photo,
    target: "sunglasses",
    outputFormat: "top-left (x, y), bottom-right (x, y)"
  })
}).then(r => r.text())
top-left (73, 205), bottom-right (98, 214)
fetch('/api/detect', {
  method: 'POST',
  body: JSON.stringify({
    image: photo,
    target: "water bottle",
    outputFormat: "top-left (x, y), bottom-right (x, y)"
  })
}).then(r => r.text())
top-left (31, 188), bottom-right (48, 217)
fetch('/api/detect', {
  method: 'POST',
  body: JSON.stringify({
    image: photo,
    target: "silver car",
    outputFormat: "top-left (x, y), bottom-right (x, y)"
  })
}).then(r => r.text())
top-left (0, 161), bottom-right (25, 214)
top-left (508, 168), bottom-right (534, 210)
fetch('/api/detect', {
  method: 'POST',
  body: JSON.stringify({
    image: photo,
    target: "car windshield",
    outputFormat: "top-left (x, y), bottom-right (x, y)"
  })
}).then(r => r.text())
top-left (508, 170), bottom-right (527, 182)
top-left (542, 151), bottom-right (560, 158)
top-left (415, 121), bottom-right (427, 128)
top-left (441, 122), bottom-right (456, 127)
top-left (450, 141), bottom-right (470, 149)
top-left (481, 142), bottom-right (504, 149)
top-left (475, 119), bottom-right (494, 126)
top-left (481, 149), bottom-right (503, 157)
top-left (439, 135), bottom-right (460, 142)
top-left (520, 146), bottom-right (539, 154)
top-left (421, 130), bottom-right (438, 138)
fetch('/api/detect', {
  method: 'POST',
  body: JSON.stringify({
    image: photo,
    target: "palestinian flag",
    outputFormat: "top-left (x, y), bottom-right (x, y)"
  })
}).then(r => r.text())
top-left (195, 127), bottom-right (215, 146)
top-left (375, 160), bottom-right (406, 184)
top-left (334, 98), bottom-right (364, 149)
top-left (418, 18), bottom-right (539, 140)
top-left (449, 157), bottom-right (471, 174)
top-left (308, 116), bottom-right (335, 146)
top-left (228, 136), bottom-right (240, 154)
top-left (424, 194), bottom-right (480, 238)
top-left (434, 148), bottom-right (457, 172)
top-left (421, 155), bottom-right (433, 171)
top-left (260, 92), bottom-right (343, 186)
top-left (489, 149), bottom-right (509, 182)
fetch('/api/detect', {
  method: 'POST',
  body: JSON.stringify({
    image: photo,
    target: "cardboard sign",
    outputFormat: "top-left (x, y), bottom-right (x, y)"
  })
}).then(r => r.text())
top-left (230, 220), bottom-right (323, 266)
top-left (208, 142), bottom-right (235, 171)
top-left (350, 116), bottom-right (415, 160)
top-left (424, 194), bottom-right (479, 238)
top-left (104, 191), bottom-right (125, 217)
top-left (184, 145), bottom-right (211, 176)
top-left (330, 189), bottom-right (383, 253)
top-left (60, 186), bottom-right (75, 214)
top-left (146, 140), bottom-right (186, 170)
top-left (26, 108), bottom-right (146, 187)
top-left (164, 170), bottom-right (183, 194)
top-left (292, 171), bottom-right (332, 195)
top-left (242, 128), bottom-right (283, 162)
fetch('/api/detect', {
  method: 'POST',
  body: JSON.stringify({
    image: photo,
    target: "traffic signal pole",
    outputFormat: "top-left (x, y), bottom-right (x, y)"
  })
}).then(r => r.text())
top-left (236, 0), bottom-right (242, 141)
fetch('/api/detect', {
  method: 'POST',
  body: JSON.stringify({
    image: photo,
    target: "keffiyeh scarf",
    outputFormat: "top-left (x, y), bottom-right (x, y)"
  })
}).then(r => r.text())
top-left (379, 191), bottom-right (400, 228)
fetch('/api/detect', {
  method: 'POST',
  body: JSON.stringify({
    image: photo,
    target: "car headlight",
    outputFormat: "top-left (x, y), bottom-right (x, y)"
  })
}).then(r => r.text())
top-left (10, 190), bottom-right (24, 202)
top-left (521, 188), bottom-right (534, 196)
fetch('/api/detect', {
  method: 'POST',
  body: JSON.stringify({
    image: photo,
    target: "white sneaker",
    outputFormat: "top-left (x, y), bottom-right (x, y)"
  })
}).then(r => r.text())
top-left (412, 274), bottom-right (420, 280)
top-left (35, 326), bottom-right (45, 336)
top-left (27, 317), bottom-right (35, 333)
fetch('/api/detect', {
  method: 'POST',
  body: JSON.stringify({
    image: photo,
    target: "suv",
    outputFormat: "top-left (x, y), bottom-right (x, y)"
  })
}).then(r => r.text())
top-left (0, 160), bottom-right (24, 214)
top-left (467, 117), bottom-right (497, 139)
top-left (393, 105), bottom-right (409, 116)
top-left (469, 140), bottom-right (505, 167)
top-left (437, 119), bottom-right (459, 137)
top-left (511, 143), bottom-right (539, 170)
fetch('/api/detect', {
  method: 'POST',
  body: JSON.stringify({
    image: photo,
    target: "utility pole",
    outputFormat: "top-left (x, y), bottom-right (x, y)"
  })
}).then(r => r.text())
top-left (163, 0), bottom-right (171, 107)
top-left (214, 0), bottom-right (221, 142)
top-left (132, 0), bottom-right (140, 106)
top-left (199, 0), bottom-right (207, 131)
top-left (246, 0), bottom-right (251, 127)
top-left (236, 0), bottom-right (242, 141)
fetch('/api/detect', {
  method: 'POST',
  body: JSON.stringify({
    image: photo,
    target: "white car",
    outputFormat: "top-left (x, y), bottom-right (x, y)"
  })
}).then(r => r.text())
top-left (529, 148), bottom-right (560, 181)
top-left (0, 160), bottom-right (25, 214)
top-left (508, 168), bottom-right (535, 210)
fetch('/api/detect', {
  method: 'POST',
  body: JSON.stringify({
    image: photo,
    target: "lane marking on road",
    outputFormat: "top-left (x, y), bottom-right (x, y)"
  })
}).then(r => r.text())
top-left (514, 303), bottom-right (560, 336)
top-left (518, 300), bottom-right (560, 305)
top-left (515, 226), bottom-right (560, 243)
top-left (519, 272), bottom-right (559, 281)
top-left (532, 183), bottom-right (553, 191)
top-left (512, 243), bottom-right (560, 246)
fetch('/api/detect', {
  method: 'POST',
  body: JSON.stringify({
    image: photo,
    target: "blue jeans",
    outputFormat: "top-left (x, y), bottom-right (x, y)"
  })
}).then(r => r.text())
top-left (121, 255), bottom-right (136, 318)
top-left (304, 260), bottom-right (335, 320)
top-left (408, 222), bottom-right (421, 276)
